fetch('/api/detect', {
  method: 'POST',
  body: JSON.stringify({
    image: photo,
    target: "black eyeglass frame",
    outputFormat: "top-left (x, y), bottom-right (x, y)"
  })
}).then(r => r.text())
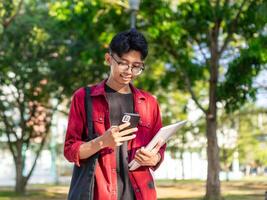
top-left (110, 53), bottom-right (145, 75)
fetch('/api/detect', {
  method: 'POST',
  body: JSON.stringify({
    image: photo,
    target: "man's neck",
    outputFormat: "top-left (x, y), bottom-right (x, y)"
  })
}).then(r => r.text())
top-left (106, 78), bottom-right (131, 94)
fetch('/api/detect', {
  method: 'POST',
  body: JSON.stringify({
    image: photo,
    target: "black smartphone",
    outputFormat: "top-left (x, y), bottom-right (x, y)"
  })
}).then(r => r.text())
top-left (121, 113), bottom-right (140, 129)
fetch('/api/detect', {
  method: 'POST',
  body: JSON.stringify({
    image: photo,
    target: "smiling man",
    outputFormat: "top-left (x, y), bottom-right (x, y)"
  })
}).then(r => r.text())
top-left (64, 29), bottom-right (166, 200)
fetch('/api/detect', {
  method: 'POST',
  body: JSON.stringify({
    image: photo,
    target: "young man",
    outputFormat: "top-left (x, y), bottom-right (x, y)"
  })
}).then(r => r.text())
top-left (64, 29), bottom-right (166, 200)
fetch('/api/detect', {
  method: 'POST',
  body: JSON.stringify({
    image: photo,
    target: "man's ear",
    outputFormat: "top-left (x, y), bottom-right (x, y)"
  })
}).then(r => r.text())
top-left (105, 53), bottom-right (111, 66)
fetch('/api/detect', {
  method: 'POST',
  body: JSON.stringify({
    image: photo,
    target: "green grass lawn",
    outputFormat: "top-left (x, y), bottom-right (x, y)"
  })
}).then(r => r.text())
top-left (156, 178), bottom-right (267, 200)
top-left (0, 178), bottom-right (266, 200)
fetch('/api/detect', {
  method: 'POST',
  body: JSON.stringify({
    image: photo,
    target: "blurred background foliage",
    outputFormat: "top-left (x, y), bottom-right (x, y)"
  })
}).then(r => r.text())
top-left (0, 0), bottom-right (267, 199)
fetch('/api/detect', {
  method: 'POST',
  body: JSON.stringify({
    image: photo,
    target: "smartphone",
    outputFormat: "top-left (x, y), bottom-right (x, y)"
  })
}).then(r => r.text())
top-left (121, 113), bottom-right (140, 129)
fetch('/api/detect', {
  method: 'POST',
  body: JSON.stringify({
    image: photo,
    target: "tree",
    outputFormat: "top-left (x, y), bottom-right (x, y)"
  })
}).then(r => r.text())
top-left (138, 0), bottom-right (267, 199)
top-left (0, 0), bottom-right (63, 193)
top-left (0, 0), bottom-right (131, 193)
top-left (47, 0), bottom-right (134, 96)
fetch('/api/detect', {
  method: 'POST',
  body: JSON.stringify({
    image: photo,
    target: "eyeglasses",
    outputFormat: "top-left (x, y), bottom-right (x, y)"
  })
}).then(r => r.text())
top-left (111, 54), bottom-right (145, 76)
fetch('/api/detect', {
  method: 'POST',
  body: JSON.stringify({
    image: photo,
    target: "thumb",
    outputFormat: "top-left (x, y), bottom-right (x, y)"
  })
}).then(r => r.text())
top-left (152, 139), bottom-right (163, 154)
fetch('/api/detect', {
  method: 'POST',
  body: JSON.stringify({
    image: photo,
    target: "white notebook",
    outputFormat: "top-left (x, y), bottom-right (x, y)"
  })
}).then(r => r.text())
top-left (128, 120), bottom-right (187, 171)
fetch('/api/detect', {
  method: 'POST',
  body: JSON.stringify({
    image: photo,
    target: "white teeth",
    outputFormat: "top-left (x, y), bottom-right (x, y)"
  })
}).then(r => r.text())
top-left (121, 75), bottom-right (131, 80)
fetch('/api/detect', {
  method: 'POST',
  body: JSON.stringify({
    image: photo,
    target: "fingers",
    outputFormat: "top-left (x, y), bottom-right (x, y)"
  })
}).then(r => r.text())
top-left (134, 150), bottom-right (151, 165)
top-left (109, 125), bottom-right (120, 133)
top-left (135, 143), bottom-right (162, 161)
top-left (110, 124), bottom-right (137, 137)
top-left (135, 148), bottom-right (150, 160)
top-left (118, 122), bottom-right (131, 131)
top-left (134, 147), bottom-right (161, 166)
top-left (107, 124), bottom-right (137, 147)
top-left (118, 122), bottom-right (138, 136)
top-left (118, 127), bottom-right (138, 137)
top-left (151, 139), bottom-right (163, 154)
top-left (116, 134), bottom-right (136, 143)
top-left (139, 147), bottom-right (154, 157)
top-left (113, 134), bottom-right (136, 147)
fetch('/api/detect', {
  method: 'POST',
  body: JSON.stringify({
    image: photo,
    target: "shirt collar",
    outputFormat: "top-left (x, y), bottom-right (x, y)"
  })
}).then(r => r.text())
top-left (90, 79), bottom-right (146, 100)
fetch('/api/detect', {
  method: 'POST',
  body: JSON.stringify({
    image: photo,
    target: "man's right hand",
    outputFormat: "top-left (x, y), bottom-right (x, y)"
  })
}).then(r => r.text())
top-left (79, 122), bottom-right (137, 160)
top-left (101, 122), bottom-right (137, 148)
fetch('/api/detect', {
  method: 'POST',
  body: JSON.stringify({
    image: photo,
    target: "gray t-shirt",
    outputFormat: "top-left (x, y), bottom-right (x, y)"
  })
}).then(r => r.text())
top-left (105, 84), bottom-right (136, 200)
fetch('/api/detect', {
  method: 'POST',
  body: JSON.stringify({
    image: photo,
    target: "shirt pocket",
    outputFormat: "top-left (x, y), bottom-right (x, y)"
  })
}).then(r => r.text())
top-left (137, 120), bottom-right (152, 145)
top-left (139, 120), bottom-right (151, 129)
top-left (92, 114), bottom-right (105, 135)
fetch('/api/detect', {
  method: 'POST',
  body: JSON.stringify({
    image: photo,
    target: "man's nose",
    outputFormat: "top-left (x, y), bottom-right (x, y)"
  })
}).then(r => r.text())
top-left (125, 65), bottom-right (133, 73)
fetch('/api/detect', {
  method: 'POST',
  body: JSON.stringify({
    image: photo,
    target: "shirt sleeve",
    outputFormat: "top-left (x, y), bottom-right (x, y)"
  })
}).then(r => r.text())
top-left (150, 99), bottom-right (166, 171)
top-left (64, 88), bottom-right (86, 167)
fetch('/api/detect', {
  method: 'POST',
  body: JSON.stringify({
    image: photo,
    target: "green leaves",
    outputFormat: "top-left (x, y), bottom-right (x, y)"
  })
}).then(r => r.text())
top-left (218, 36), bottom-right (267, 112)
top-left (0, 0), bottom-right (267, 191)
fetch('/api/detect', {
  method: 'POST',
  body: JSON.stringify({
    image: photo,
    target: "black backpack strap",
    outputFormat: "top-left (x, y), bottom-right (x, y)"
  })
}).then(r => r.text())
top-left (67, 87), bottom-right (99, 200)
top-left (85, 86), bottom-right (94, 140)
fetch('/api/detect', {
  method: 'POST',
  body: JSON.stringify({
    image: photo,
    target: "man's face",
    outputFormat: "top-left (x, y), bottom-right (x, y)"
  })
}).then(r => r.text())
top-left (105, 50), bottom-right (144, 86)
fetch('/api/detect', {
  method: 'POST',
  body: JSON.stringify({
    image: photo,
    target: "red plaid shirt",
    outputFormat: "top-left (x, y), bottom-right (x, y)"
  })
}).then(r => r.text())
top-left (64, 79), bottom-right (166, 200)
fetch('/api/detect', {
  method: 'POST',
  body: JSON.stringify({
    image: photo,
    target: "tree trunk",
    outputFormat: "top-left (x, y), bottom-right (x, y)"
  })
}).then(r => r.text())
top-left (15, 175), bottom-right (26, 194)
top-left (15, 154), bottom-right (26, 194)
top-left (205, 116), bottom-right (221, 200)
top-left (205, 24), bottom-right (221, 200)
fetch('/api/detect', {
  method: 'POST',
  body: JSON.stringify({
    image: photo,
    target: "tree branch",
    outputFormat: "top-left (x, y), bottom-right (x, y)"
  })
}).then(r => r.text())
top-left (9, 85), bottom-right (27, 140)
top-left (254, 80), bottom-right (267, 90)
top-left (218, 0), bottom-right (250, 56)
top-left (3, 0), bottom-right (24, 28)
top-left (24, 101), bottom-right (58, 182)
top-left (6, 131), bottom-right (17, 161)
top-left (182, 70), bottom-right (208, 115)
top-left (0, 104), bottom-right (19, 141)
top-left (25, 118), bottom-right (52, 183)
top-left (0, 110), bottom-right (18, 160)
top-left (161, 39), bottom-right (208, 115)
top-left (25, 133), bottom-right (47, 183)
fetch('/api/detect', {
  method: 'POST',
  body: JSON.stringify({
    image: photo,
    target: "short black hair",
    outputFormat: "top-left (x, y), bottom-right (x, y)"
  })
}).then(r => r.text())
top-left (108, 28), bottom-right (148, 60)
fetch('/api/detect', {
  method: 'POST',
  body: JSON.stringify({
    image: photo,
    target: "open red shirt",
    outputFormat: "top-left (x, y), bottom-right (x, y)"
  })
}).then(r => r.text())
top-left (64, 79), bottom-right (166, 200)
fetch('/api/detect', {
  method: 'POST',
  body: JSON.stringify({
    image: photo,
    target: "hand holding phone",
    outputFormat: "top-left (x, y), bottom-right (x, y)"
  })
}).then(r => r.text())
top-left (121, 113), bottom-right (140, 129)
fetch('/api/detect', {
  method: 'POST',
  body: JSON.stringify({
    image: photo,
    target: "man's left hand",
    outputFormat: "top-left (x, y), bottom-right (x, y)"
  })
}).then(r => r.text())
top-left (134, 141), bottom-right (162, 167)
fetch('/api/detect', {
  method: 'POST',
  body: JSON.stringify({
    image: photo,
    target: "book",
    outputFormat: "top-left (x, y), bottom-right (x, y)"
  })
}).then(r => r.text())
top-left (128, 120), bottom-right (187, 171)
